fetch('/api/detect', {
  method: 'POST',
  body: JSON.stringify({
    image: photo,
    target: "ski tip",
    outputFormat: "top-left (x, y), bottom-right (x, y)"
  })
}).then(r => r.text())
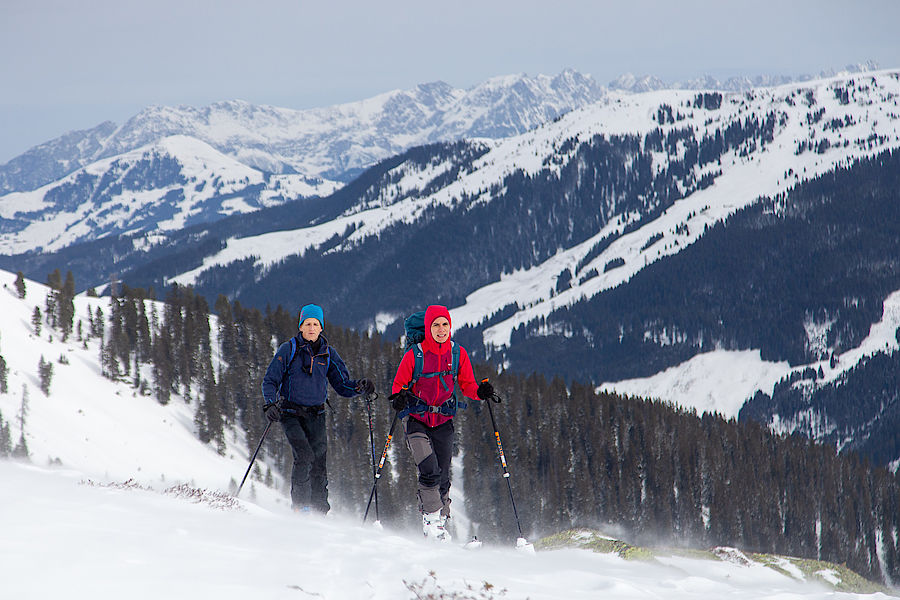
top-left (515, 537), bottom-right (536, 554)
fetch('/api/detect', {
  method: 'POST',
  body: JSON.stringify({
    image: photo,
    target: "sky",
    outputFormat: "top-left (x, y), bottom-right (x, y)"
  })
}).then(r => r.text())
top-left (1, 0), bottom-right (899, 163)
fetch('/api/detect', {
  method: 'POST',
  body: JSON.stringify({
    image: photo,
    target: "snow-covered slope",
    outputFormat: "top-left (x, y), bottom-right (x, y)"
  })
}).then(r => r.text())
top-left (0, 269), bottom-right (279, 496)
top-left (601, 289), bottom-right (900, 420)
top-left (0, 136), bottom-right (337, 254)
top-left (3, 458), bottom-right (895, 599)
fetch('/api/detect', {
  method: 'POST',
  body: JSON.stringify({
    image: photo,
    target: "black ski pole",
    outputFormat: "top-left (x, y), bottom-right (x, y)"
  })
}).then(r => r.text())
top-left (236, 420), bottom-right (272, 497)
top-left (481, 380), bottom-right (528, 544)
top-left (362, 410), bottom-right (400, 524)
top-left (364, 391), bottom-right (380, 521)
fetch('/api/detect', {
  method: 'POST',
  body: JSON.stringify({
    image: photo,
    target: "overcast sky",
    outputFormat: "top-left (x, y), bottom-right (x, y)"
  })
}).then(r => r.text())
top-left (1, 0), bottom-right (898, 163)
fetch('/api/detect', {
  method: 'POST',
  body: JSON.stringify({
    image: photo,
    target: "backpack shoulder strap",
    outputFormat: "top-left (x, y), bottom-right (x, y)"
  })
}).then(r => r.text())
top-left (450, 341), bottom-right (460, 381)
top-left (410, 343), bottom-right (425, 385)
top-left (280, 337), bottom-right (299, 399)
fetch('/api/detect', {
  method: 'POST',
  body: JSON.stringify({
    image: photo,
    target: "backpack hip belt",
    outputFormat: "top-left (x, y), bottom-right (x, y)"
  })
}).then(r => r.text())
top-left (400, 394), bottom-right (468, 419)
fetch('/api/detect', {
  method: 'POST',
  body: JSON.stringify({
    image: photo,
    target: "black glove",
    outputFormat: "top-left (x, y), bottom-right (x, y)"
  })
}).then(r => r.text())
top-left (389, 389), bottom-right (411, 412)
top-left (477, 380), bottom-right (495, 401)
top-left (356, 378), bottom-right (375, 395)
top-left (263, 403), bottom-right (282, 422)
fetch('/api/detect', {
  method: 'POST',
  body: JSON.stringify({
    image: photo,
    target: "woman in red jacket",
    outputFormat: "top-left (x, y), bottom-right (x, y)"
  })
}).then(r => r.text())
top-left (390, 305), bottom-right (493, 542)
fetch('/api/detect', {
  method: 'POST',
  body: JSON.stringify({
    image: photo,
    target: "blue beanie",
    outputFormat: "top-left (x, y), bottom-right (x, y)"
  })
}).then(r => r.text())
top-left (298, 304), bottom-right (324, 328)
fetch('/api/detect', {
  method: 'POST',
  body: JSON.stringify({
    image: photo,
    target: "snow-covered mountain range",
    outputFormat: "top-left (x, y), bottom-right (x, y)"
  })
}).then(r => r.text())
top-left (0, 70), bottom-right (605, 254)
top-left (1, 65), bottom-right (880, 256)
top-left (4, 67), bottom-right (900, 470)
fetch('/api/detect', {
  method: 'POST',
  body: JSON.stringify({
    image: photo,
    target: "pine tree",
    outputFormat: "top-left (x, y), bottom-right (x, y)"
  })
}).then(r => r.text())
top-left (58, 271), bottom-right (76, 341)
top-left (38, 356), bottom-right (53, 396)
top-left (152, 325), bottom-right (174, 405)
top-left (31, 306), bottom-right (42, 336)
top-left (44, 269), bottom-right (62, 329)
top-left (13, 385), bottom-right (29, 459)
top-left (0, 409), bottom-right (10, 456)
top-left (92, 306), bottom-right (105, 339)
top-left (0, 333), bottom-right (7, 394)
top-left (14, 271), bottom-right (26, 299)
top-left (0, 353), bottom-right (7, 394)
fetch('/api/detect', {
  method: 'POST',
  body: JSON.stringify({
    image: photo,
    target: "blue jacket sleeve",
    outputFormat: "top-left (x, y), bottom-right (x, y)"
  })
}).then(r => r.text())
top-left (326, 347), bottom-right (360, 397)
top-left (261, 341), bottom-right (291, 405)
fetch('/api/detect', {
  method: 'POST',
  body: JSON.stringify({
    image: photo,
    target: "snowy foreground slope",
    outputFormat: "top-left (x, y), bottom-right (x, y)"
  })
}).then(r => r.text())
top-left (2, 461), bottom-right (897, 600)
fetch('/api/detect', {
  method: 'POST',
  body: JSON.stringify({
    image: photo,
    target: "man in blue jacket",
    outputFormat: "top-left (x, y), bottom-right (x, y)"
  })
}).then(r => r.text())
top-left (261, 304), bottom-right (375, 513)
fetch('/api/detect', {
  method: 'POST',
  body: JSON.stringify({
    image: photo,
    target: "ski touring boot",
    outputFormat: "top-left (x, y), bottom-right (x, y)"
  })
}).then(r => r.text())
top-left (422, 510), bottom-right (452, 542)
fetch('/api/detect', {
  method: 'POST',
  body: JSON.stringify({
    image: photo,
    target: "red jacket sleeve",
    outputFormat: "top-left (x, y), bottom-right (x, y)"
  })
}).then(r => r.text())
top-left (456, 345), bottom-right (480, 401)
top-left (392, 349), bottom-right (416, 394)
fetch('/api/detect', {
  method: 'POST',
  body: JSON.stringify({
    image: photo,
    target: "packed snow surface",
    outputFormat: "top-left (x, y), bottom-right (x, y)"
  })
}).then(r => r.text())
top-left (2, 461), bottom-right (896, 600)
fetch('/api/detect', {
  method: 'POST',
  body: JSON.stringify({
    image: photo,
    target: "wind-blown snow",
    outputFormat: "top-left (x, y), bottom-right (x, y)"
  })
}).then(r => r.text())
top-left (4, 461), bottom-right (896, 600)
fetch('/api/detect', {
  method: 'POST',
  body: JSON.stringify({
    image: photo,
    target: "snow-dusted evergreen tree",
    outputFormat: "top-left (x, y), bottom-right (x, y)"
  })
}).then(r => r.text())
top-left (58, 271), bottom-right (76, 341)
top-left (0, 353), bottom-right (7, 394)
top-left (0, 332), bottom-right (7, 394)
top-left (31, 306), bottom-right (41, 336)
top-left (13, 384), bottom-right (29, 459)
top-left (38, 355), bottom-right (53, 396)
top-left (91, 306), bottom-right (105, 339)
top-left (14, 271), bottom-right (26, 299)
top-left (44, 269), bottom-right (61, 330)
top-left (195, 361), bottom-right (225, 455)
top-left (0, 409), bottom-right (10, 456)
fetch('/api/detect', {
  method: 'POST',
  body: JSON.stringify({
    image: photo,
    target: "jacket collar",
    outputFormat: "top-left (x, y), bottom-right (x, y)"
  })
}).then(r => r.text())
top-left (297, 333), bottom-right (328, 355)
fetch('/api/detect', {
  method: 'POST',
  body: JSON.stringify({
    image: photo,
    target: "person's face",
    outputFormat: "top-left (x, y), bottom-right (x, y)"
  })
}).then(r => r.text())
top-left (430, 317), bottom-right (450, 344)
top-left (300, 318), bottom-right (322, 342)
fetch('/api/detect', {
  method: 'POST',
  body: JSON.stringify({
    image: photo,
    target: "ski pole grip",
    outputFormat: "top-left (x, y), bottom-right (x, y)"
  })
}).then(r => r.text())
top-left (481, 378), bottom-right (502, 403)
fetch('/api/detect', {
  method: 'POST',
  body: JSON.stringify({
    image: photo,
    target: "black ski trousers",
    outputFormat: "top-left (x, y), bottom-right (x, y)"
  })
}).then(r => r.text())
top-left (404, 416), bottom-right (454, 516)
top-left (281, 405), bottom-right (330, 513)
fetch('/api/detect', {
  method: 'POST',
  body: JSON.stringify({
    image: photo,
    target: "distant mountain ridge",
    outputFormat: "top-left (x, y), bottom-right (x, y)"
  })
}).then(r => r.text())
top-left (608, 61), bottom-right (881, 93)
top-left (4, 66), bottom-right (900, 471)
top-left (0, 70), bottom-right (606, 254)
top-left (0, 70), bottom-right (605, 196)
top-left (1, 64), bottom-right (881, 256)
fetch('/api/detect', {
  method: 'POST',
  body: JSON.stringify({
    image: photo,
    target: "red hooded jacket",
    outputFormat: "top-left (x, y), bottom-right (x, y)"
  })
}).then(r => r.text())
top-left (391, 305), bottom-right (480, 427)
